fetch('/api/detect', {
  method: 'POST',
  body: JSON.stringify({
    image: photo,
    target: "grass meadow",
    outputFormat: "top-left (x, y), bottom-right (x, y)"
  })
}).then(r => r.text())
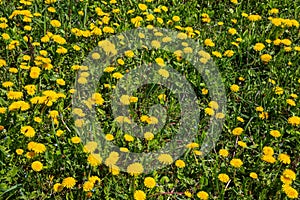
top-left (0, 0), bottom-right (299, 199)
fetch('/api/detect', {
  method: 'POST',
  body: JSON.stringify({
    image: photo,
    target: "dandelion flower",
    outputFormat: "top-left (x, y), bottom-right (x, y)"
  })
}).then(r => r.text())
top-left (278, 153), bottom-right (291, 164)
top-left (144, 177), bottom-right (156, 188)
top-left (282, 185), bottom-right (298, 199)
top-left (53, 183), bottom-right (63, 192)
top-left (50, 19), bottom-right (61, 27)
top-left (83, 181), bottom-right (94, 192)
top-left (230, 158), bottom-right (243, 168)
top-left (270, 130), bottom-right (281, 138)
top-left (263, 146), bottom-right (274, 156)
top-left (71, 136), bottom-right (81, 144)
top-left (250, 172), bottom-right (258, 179)
top-left (31, 161), bottom-right (43, 172)
top-left (230, 84), bottom-right (239, 92)
top-left (124, 134), bottom-right (134, 142)
top-left (261, 155), bottom-right (276, 163)
top-left (253, 43), bottom-right (265, 51)
top-left (218, 173), bottom-right (230, 183)
top-left (288, 116), bottom-right (300, 126)
top-left (175, 160), bottom-right (185, 168)
top-left (16, 149), bottom-right (24, 155)
top-left (158, 154), bottom-right (173, 165)
top-left (197, 191), bottom-right (209, 200)
top-left (205, 107), bottom-right (215, 116)
top-left (21, 126), bottom-right (35, 138)
top-left (134, 190), bottom-right (146, 200)
top-left (219, 149), bottom-right (229, 157)
top-left (105, 134), bottom-right (114, 141)
top-left (144, 132), bottom-right (154, 141)
top-left (261, 54), bottom-right (272, 63)
top-left (87, 154), bottom-right (102, 167)
top-left (282, 169), bottom-right (296, 181)
top-left (62, 177), bottom-right (76, 189)
top-left (127, 162), bottom-right (144, 176)
top-left (232, 127), bottom-right (243, 136)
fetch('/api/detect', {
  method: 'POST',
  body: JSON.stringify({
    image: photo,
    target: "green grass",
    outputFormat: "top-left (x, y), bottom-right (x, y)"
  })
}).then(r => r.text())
top-left (0, 0), bottom-right (299, 199)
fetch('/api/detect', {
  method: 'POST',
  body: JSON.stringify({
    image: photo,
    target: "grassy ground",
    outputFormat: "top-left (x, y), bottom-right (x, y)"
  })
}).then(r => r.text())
top-left (0, 0), bottom-right (299, 199)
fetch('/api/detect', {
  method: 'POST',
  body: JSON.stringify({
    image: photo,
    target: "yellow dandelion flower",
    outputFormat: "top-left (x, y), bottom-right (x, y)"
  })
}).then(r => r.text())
top-left (31, 161), bottom-right (43, 172)
top-left (134, 190), bottom-right (146, 200)
top-left (263, 146), bottom-right (274, 156)
top-left (144, 177), bottom-right (156, 188)
top-left (53, 183), bottom-right (63, 192)
top-left (158, 154), bottom-right (173, 164)
top-left (175, 160), bottom-right (185, 168)
top-left (62, 177), bottom-right (76, 189)
top-left (270, 130), bottom-right (281, 138)
top-left (250, 172), bottom-right (258, 179)
top-left (83, 181), bottom-right (94, 192)
top-left (21, 126), bottom-right (35, 138)
top-left (232, 127), bottom-right (243, 136)
top-left (219, 149), bottom-right (229, 157)
top-left (197, 191), bottom-right (209, 200)
top-left (87, 154), bottom-right (102, 167)
top-left (218, 173), bottom-right (230, 183)
top-left (127, 162), bottom-right (144, 176)
top-left (230, 158), bottom-right (243, 168)
top-left (278, 153), bottom-right (291, 164)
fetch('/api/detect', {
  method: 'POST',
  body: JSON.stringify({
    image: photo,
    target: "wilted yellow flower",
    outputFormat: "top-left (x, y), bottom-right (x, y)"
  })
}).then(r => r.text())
top-left (144, 132), bottom-right (154, 141)
top-left (274, 86), bottom-right (284, 95)
top-left (286, 99), bottom-right (296, 106)
top-left (238, 141), bottom-right (247, 148)
top-left (158, 69), bottom-right (169, 78)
